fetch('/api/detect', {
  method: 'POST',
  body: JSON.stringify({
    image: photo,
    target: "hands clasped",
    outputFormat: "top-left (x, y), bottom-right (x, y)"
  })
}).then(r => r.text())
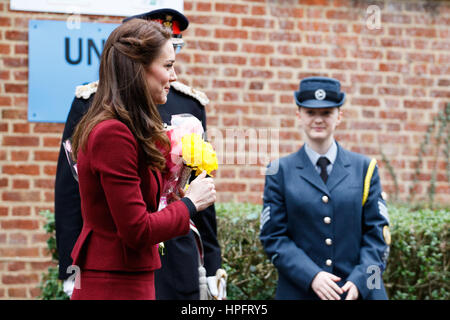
top-left (311, 271), bottom-right (359, 300)
top-left (184, 170), bottom-right (216, 212)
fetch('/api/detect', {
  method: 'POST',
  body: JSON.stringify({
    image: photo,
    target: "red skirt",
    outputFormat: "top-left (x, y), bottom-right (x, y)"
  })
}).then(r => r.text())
top-left (71, 270), bottom-right (155, 300)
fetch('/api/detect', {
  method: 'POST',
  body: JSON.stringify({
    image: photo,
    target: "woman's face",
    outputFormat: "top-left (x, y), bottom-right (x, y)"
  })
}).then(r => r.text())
top-left (146, 40), bottom-right (177, 105)
top-left (296, 107), bottom-right (342, 144)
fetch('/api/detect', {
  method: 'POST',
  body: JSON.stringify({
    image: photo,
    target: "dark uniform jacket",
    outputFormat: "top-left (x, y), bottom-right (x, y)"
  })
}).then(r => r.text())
top-left (55, 82), bottom-right (222, 299)
top-left (260, 143), bottom-right (390, 300)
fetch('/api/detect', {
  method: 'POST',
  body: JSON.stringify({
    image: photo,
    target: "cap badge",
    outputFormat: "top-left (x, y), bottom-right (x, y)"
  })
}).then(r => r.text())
top-left (163, 15), bottom-right (173, 28)
top-left (315, 89), bottom-right (326, 100)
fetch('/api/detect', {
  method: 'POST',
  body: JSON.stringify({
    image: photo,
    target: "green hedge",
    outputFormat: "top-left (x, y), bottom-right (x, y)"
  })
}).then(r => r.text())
top-left (39, 203), bottom-right (449, 300)
top-left (216, 202), bottom-right (449, 300)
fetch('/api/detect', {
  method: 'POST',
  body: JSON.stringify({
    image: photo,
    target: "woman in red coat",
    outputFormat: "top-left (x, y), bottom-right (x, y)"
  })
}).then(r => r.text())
top-left (69, 19), bottom-right (216, 300)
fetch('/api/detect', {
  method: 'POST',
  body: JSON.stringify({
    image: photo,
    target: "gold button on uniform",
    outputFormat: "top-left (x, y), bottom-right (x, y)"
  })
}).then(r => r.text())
top-left (324, 217), bottom-right (331, 224)
top-left (326, 259), bottom-right (332, 266)
top-left (325, 238), bottom-right (333, 246)
top-left (322, 195), bottom-right (329, 203)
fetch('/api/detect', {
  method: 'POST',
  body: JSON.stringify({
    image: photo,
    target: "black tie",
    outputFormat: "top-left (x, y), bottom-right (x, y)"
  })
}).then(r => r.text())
top-left (317, 157), bottom-right (330, 183)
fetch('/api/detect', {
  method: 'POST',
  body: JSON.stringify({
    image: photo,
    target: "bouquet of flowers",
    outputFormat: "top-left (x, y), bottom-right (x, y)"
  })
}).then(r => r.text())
top-left (159, 113), bottom-right (218, 210)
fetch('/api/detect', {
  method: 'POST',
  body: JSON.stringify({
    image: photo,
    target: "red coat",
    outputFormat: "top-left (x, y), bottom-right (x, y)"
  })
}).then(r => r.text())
top-left (71, 119), bottom-right (191, 273)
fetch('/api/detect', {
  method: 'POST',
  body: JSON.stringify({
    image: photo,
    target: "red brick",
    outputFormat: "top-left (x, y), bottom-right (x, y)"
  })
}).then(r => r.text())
top-left (244, 93), bottom-right (275, 103)
top-left (297, 21), bottom-right (330, 32)
top-left (351, 98), bottom-right (381, 107)
top-left (13, 70), bottom-right (28, 80)
top-left (34, 151), bottom-right (59, 161)
top-left (276, 45), bottom-right (292, 55)
top-left (379, 63), bottom-right (409, 73)
top-left (11, 151), bottom-right (29, 161)
top-left (326, 61), bottom-right (357, 70)
top-left (2, 165), bottom-right (39, 175)
top-left (8, 233), bottom-right (29, 245)
top-left (185, 66), bottom-right (219, 76)
top-left (32, 123), bottom-right (64, 133)
top-left (13, 123), bottom-right (29, 133)
top-left (379, 111), bottom-right (407, 120)
top-left (213, 55), bottom-right (246, 65)
top-left (12, 179), bottom-right (30, 189)
top-left (252, 6), bottom-right (266, 15)
top-left (215, 3), bottom-right (249, 14)
top-left (2, 274), bottom-right (39, 285)
top-left (268, 82), bottom-right (298, 91)
top-left (222, 42), bottom-right (238, 52)
top-left (404, 100), bottom-right (433, 109)
top-left (242, 69), bottom-right (273, 78)
top-left (326, 9), bottom-right (358, 20)
top-left (303, 0), bottom-right (329, 5)
top-left (249, 57), bottom-right (266, 66)
top-left (270, 7), bottom-right (303, 18)
top-left (270, 58), bottom-right (302, 67)
top-left (352, 50), bottom-right (382, 60)
top-left (43, 137), bottom-right (61, 147)
top-left (251, 31), bottom-right (267, 41)
top-left (216, 182), bottom-right (246, 192)
top-left (12, 206), bottom-right (31, 216)
top-left (5, 30), bottom-right (27, 41)
top-left (0, 95), bottom-right (12, 106)
top-left (3, 57), bottom-right (27, 68)
top-left (1, 219), bottom-right (39, 230)
top-left (7, 262), bottom-right (26, 272)
top-left (3, 136), bottom-right (39, 147)
top-left (187, 41), bottom-right (219, 51)
top-left (350, 74), bottom-right (382, 84)
top-left (242, 18), bottom-right (274, 28)
top-left (406, 28), bottom-right (437, 38)
top-left (406, 53), bottom-right (435, 63)
top-left (4, 83), bottom-right (27, 94)
top-left (215, 29), bottom-right (248, 39)
top-left (2, 191), bottom-right (41, 202)
top-left (269, 32), bottom-right (301, 42)
top-left (0, 43), bottom-right (10, 54)
top-left (222, 17), bottom-right (238, 27)
top-left (0, 16), bottom-right (11, 26)
top-left (196, 2), bottom-right (211, 11)
top-left (381, 38), bottom-right (411, 48)
top-left (431, 41), bottom-right (450, 51)
top-left (382, 14), bottom-right (411, 24)
top-left (378, 87), bottom-right (408, 96)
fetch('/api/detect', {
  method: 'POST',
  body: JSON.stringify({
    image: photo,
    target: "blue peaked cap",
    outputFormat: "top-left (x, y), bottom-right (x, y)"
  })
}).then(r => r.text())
top-left (294, 77), bottom-right (346, 108)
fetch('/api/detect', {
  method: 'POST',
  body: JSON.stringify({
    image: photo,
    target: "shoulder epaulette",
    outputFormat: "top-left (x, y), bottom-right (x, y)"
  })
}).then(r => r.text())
top-left (75, 80), bottom-right (99, 99)
top-left (170, 81), bottom-right (209, 107)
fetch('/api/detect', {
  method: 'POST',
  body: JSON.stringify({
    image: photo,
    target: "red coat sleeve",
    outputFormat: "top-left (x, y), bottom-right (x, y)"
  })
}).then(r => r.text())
top-left (88, 120), bottom-right (190, 251)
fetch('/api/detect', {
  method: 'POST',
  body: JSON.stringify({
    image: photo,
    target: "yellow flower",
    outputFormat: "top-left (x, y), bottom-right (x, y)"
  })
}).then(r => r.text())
top-left (181, 133), bottom-right (218, 176)
top-left (182, 133), bottom-right (203, 166)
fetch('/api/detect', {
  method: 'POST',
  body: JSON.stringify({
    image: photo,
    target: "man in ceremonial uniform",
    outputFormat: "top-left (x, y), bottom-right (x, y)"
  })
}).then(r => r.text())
top-left (260, 77), bottom-right (390, 300)
top-left (55, 8), bottom-right (224, 300)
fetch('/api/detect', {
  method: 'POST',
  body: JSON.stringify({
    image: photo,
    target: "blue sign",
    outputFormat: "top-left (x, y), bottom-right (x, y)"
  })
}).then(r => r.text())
top-left (28, 20), bottom-right (119, 122)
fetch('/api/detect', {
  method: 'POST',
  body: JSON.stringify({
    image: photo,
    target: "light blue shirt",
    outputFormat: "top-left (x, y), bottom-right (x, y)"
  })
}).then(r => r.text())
top-left (304, 140), bottom-right (337, 176)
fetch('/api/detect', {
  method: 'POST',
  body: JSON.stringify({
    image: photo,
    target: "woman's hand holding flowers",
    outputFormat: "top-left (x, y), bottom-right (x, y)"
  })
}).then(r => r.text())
top-left (185, 170), bottom-right (216, 212)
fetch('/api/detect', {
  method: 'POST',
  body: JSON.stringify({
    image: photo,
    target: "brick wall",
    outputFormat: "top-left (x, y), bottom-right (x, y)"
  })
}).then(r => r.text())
top-left (0, 0), bottom-right (449, 299)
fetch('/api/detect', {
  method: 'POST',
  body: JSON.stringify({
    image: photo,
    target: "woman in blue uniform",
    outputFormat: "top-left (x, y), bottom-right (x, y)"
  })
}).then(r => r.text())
top-left (260, 77), bottom-right (390, 300)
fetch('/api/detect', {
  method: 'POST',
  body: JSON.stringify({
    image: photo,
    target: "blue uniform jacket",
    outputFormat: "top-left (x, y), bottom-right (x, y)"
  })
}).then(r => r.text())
top-left (260, 143), bottom-right (390, 300)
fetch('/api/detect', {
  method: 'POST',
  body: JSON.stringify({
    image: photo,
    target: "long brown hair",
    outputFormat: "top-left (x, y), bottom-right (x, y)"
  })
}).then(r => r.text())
top-left (72, 19), bottom-right (171, 171)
